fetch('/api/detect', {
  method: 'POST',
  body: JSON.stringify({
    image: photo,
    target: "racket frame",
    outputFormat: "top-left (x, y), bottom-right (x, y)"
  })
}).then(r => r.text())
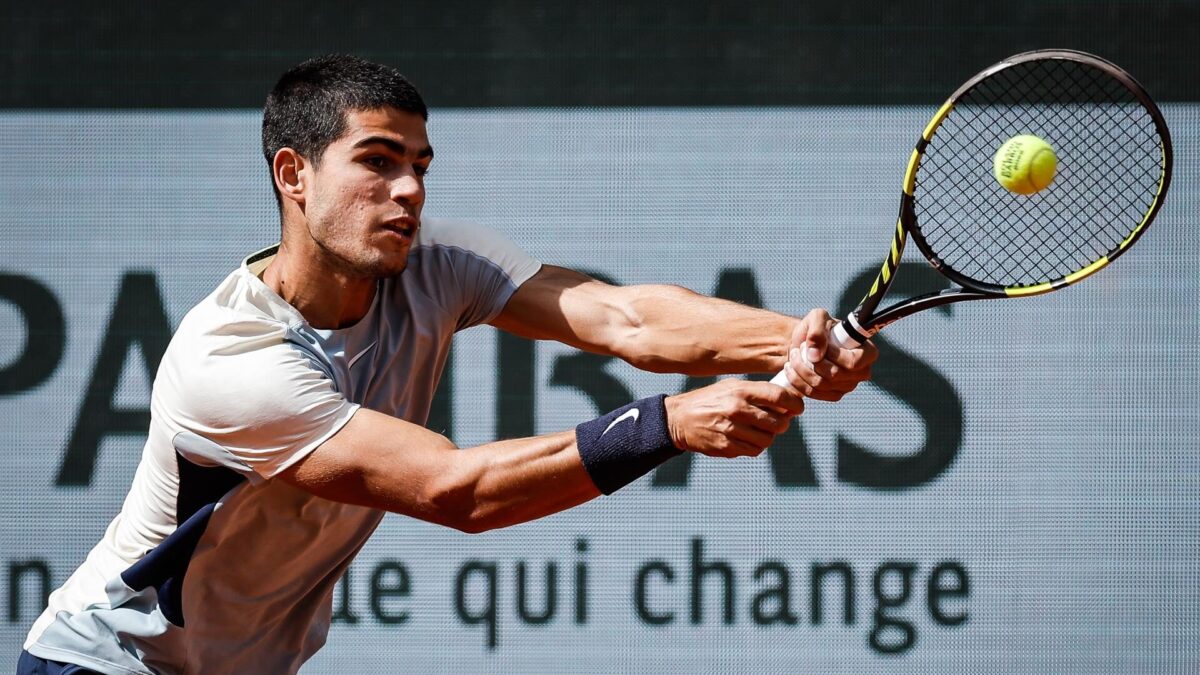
top-left (841, 48), bottom-right (1173, 344)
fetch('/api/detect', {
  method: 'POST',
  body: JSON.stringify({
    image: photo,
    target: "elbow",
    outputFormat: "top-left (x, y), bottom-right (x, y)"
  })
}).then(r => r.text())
top-left (624, 349), bottom-right (717, 374)
top-left (442, 511), bottom-right (500, 535)
top-left (419, 465), bottom-right (497, 535)
top-left (612, 285), bottom-right (715, 373)
top-left (448, 518), bottom-right (494, 535)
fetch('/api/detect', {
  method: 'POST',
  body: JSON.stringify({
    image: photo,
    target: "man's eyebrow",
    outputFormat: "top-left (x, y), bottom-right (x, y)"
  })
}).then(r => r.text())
top-left (351, 136), bottom-right (434, 159)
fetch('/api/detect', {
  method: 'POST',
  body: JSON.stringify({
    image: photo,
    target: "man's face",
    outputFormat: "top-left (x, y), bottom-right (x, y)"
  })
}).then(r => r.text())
top-left (301, 107), bottom-right (432, 278)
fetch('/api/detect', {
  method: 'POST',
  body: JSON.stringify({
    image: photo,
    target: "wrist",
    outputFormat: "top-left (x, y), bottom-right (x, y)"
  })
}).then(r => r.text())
top-left (662, 394), bottom-right (685, 449)
top-left (575, 394), bottom-right (682, 495)
top-left (781, 315), bottom-right (804, 371)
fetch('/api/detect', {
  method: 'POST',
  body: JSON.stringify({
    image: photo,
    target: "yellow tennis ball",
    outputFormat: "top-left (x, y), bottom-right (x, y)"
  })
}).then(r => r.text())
top-left (993, 135), bottom-right (1058, 195)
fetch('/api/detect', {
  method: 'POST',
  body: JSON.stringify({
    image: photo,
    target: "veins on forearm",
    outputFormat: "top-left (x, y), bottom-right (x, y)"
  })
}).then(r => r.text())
top-left (616, 285), bottom-right (796, 376)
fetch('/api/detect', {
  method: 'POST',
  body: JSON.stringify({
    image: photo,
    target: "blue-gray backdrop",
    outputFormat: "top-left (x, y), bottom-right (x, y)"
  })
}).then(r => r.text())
top-left (2, 3), bottom-right (1197, 673)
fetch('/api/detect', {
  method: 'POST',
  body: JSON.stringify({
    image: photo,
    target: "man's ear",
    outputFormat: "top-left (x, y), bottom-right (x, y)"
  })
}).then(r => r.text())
top-left (273, 148), bottom-right (308, 206)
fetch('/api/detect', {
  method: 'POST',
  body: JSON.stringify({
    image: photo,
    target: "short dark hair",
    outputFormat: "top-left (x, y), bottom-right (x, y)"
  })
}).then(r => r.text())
top-left (261, 54), bottom-right (428, 204)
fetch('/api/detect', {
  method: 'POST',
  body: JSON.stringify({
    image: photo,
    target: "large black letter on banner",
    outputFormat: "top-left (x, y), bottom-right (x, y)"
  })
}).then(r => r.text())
top-left (0, 274), bottom-right (65, 395)
top-left (57, 273), bottom-right (173, 486)
top-left (653, 269), bottom-right (817, 488)
top-left (496, 330), bottom-right (535, 439)
top-left (834, 263), bottom-right (962, 488)
top-left (546, 271), bottom-right (636, 428)
top-left (427, 353), bottom-right (454, 441)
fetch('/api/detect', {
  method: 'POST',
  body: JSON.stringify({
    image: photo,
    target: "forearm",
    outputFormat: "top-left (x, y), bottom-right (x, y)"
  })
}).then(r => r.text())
top-left (425, 431), bottom-right (600, 533)
top-left (615, 284), bottom-right (798, 376)
top-left (491, 266), bottom-right (799, 377)
top-left (285, 381), bottom-right (808, 535)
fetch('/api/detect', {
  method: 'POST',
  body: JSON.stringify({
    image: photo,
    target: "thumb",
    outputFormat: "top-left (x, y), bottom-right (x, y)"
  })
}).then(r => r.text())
top-left (805, 322), bottom-right (828, 364)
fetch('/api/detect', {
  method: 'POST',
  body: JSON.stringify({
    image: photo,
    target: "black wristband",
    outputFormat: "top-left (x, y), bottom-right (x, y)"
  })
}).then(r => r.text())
top-left (575, 394), bottom-right (682, 495)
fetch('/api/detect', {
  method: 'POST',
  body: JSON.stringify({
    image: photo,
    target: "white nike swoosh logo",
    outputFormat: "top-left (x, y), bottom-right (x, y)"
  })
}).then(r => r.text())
top-left (601, 408), bottom-right (640, 436)
top-left (347, 341), bottom-right (377, 369)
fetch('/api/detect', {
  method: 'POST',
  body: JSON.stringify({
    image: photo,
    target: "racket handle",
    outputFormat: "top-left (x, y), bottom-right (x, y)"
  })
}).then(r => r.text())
top-left (768, 322), bottom-right (860, 388)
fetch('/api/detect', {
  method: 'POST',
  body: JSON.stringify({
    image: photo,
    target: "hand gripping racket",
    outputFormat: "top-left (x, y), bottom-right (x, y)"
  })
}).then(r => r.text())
top-left (771, 49), bottom-right (1172, 387)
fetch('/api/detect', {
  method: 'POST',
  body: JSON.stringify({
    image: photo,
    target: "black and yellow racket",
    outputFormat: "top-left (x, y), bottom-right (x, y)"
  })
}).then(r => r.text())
top-left (772, 48), bottom-right (1172, 385)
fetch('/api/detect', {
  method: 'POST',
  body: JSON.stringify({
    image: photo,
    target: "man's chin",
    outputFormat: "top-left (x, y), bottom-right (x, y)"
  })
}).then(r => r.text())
top-left (360, 259), bottom-right (408, 279)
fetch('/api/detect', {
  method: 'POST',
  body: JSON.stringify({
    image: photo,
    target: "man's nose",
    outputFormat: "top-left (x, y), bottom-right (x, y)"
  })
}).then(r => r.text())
top-left (391, 170), bottom-right (424, 205)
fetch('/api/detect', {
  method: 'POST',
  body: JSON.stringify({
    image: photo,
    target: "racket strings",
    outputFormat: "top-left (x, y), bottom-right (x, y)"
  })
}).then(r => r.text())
top-left (914, 58), bottom-right (1164, 289)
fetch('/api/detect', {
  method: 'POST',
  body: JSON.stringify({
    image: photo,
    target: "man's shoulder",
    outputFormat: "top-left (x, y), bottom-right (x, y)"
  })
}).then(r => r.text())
top-left (413, 217), bottom-right (498, 251)
top-left (159, 268), bottom-right (304, 399)
top-left (154, 307), bottom-right (333, 443)
top-left (172, 269), bottom-right (293, 352)
top-left (410, 217), bottom-right (540, 280)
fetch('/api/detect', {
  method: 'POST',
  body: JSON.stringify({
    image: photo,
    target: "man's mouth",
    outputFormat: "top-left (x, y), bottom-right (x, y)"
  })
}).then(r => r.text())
top-left (382, 217), bottom-right (418, 238)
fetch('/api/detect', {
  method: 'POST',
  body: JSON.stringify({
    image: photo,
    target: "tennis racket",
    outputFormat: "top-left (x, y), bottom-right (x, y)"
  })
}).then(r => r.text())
top-left (771, 48), bottom-right (1172, 387)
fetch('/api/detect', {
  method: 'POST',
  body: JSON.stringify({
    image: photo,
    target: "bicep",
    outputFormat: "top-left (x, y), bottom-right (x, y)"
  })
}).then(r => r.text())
top-left (277, 408), bottom-right (463, 524)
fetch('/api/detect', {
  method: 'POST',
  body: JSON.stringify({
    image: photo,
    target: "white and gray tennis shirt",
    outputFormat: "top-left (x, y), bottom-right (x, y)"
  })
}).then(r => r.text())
top-left (24, 218), bottom-right (541, 675)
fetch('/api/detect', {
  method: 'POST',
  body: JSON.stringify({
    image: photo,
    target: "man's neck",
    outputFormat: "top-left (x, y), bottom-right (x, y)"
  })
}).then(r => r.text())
top-left (261, 239), bottom-right (377, 330)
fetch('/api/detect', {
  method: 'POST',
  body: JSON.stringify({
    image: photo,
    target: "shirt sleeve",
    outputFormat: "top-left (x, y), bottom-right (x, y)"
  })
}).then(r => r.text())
top-left (406, 218), bottom-right (542, 330)
top-left (156, 319), bottom-right (360, 481)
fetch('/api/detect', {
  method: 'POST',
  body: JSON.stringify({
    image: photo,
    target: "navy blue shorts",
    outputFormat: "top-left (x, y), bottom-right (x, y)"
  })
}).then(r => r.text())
top-left (16, 652), bottom-right (99, 675)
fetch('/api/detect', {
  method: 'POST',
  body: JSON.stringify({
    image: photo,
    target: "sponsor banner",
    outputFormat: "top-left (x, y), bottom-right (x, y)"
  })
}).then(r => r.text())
top-left (1, 108), bottom-right (1198, 672)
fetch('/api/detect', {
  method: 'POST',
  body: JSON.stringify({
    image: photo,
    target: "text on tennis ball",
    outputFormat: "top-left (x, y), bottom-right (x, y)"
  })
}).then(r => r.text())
top-left (993, 134), bottom-right (1058, 195)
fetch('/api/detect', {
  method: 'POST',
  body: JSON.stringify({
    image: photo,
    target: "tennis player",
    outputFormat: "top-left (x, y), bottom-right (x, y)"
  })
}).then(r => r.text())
top-left (18, 55), bottom-right (876, 675)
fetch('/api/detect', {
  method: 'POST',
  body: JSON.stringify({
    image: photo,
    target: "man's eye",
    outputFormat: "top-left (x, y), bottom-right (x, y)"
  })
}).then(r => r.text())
top-left (414, 165), bottom-right (430, 177)
top-left (363, 156), bottom-right (389, 169)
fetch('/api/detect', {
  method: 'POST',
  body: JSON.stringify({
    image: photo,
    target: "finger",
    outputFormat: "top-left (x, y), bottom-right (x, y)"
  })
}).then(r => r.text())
top-left (783, 358), bottom-right (817, 393)
top-left (803, 315), bottom-right (830, 364)
top-left (804, 387), bottom-right (848, 402)
top-left (821, 342), bottom-right (878, 371)
top-left (785, 357), bottom-right (823, 393)
top-left (725, 437), bottom-right (768, 458)
top-left (726, 423), bottom-right (775, 450)
top-left (789, 347), bottom-right (817, 375)
top-left (773, 357), bottom-right (805, 395)
top-left (730, 405), bottom-right (791, 435)
top-left (803, 373), bottom-right (863, 402)
top-left (809, 361), bottom-right (873, 395)
top-left (811, 353), bottom-right (868, 384)
top-left (742, 381), bottom-right (806, 414)
top-left (790, 310), bottom-right (832, 364)
top-left (696, 435), bottom-right (764, 459)
top-left (856, 339), bottom-right (881, 367)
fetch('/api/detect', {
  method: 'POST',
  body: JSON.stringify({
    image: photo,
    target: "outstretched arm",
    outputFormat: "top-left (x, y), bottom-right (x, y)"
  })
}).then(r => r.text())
top-left (489, 265), bottom-right (876, 399)
top-left (278, 380), bottom-right (803, 533)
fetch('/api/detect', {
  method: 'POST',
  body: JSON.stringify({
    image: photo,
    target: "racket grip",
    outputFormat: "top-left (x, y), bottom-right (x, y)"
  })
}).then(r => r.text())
top-left (768, 322), bottom-right (860, 388)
